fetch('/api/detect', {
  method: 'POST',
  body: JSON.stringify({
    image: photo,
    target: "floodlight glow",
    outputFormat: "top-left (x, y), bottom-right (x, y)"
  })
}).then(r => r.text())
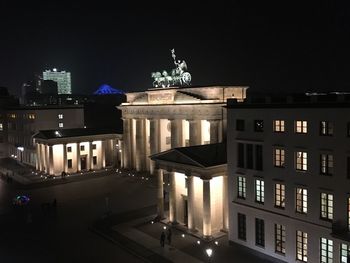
top-left (205, 248), bottom-right (213, 258)
top-left (17, 147), bottom-right (24, 151)
top-left (197, 240), bottom-right (201, 245)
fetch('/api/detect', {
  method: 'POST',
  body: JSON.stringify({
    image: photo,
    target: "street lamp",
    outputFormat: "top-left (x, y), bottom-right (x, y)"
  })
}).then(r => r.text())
top-left (205, 248), bottom-right (213, 262)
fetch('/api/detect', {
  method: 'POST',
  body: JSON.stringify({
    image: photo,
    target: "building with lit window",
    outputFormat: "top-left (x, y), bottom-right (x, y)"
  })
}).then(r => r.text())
top-left (227, 93), bottom-right (350, 263)
top-left (33, 128), bottom-right (122, 176)
top-left (43, 68), bottom-right (71, 94)
top-left (6, 105), bottom-right (84, 165)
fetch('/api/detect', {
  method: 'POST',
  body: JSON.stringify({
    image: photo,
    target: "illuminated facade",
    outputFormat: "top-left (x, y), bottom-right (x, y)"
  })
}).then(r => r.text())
top-left (33, 128), bottom-right (122, 176)
top-left (227, 94), bottom-right (350, 263)
top-left (151, 143), bottom-right (228, 239)
top-left (118, 85), bottom-right (248, 174)
top-left (43, 69), bottom-right (71, 94)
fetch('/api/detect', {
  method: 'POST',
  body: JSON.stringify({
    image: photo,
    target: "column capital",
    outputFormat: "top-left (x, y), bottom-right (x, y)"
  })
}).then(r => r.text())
top-left (200, 176), bottom-right (212, 181)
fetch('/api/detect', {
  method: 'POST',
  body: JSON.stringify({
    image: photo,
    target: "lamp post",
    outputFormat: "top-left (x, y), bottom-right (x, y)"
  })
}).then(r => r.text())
top-left (205, 248), bottom-right (213, 263)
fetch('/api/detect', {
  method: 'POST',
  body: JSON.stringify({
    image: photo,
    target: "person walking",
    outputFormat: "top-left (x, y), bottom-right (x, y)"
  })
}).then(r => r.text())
top-left (160, 231), bottom-right (165, 247)
top-left (166, 228), bottom-right (172, 245)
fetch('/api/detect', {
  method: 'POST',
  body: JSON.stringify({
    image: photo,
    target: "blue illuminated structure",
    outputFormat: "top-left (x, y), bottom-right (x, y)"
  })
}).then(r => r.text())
top-left (93, 84), bottom-right (124, 95)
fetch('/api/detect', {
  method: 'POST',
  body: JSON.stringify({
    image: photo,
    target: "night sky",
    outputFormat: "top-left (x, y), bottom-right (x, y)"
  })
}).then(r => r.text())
top-left (0, 1), bottom-right (348, 96)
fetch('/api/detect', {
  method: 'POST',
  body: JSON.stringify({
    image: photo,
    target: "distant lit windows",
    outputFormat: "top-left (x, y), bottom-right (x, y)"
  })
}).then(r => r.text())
top-left (8, 113), bottom-right (16, 119)
top-left (320, 154), bottom-right (333, 175)
top-left (28, 113), bottom-right (35, 119)
top-left (320, 121), bottom-right (333, 136)
top-left (275, 183), bottom-right (285, 208)
top-left (58, 114), bottom-right (64, 119)
top-left (254, 120), bottom-right (264, 132)
top-left (273, 120), bottom-right (285, 132)
top-left (255, 218), bottom-right (265, 247)
top-left (320, 238), bottom-right (333, 263)
top-left (255, 179), bottom-right (264, 204)
top-left (296, 231), bottom-right (308, 262)
top-left (67, 159), bottom-right (72, 168)
top-left (236, 119), bottom-right (245, 131)
top-left (295, 120), bottom-right (307, 134)
top-left (59, 122), bottom-right (64, 128)
top-left (341, 243), bottom-right (350, 263)
top-left (296, 187), bottom-right (308, 214)
top-left (238, 213), bottom-right (246, 241)
top-left (275, 224), bottom-right (286, 254)
top-left (320, 193), bottom-right (333, 220)
top-left (296, 151), bottom-right (307, 171)
top-left (80, 145), bottom-right (85, 151)
top-left (0, 123), bottom-right (3, 131)
top-left (67, 146), bottom-right (72, 152)
top-left (237, 176), bottom-right (246, 199)
top-left (92, 144), bottom-right (97, 150)
top-left (274, 148), bottom-right (285, 167)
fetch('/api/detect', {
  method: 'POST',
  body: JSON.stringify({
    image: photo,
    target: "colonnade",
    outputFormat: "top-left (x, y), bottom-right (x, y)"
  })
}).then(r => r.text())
top-left (122, 118), bottom-right (223, 173)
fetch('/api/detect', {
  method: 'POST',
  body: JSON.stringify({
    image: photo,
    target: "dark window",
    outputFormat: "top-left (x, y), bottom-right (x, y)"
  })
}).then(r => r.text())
top-left (80, 145), bottom-right (85, 151)
top-left (348, 123), bottom-right (350, 137)
top-left (320, 121), bottom-right (333, 136)
top-left (67, 146), bottom-right (72, 152)
top-left (236, 119), bottom-right (245, 131)
top-left (255, 218), bottom-right (265, 247)
top-left (275, 224), bottom-right (286, 254)
top-left (246, 144), bottom-right (253, 169)
top-left (67, 159), bottom-right (72, 168)
top-left (255, 145), bottom-right (263, 171)
top-left (237, 143), bottom-right (245, 168)
top-left (320, 154), bottom-right (333, 175)
top-left (254, 120), bottom-right (264, 132)
top-left (93, 156), bottom-right (97, 165)
top-left (92, 144), bottom-right (96, 150)
top-left (238, 213), bottom-right (246, 240)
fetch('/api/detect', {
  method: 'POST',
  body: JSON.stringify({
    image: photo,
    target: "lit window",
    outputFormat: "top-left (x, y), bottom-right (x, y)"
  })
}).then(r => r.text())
top-left (320, 121), bottom-right (333, 136)
top-left (254, 120), bottom-right (264, 132)
top-left (295, 120), bottom-right (307, 134)
top-left (273, 120), bottom-right (285, 132)
top-left (0, 123), bottom-right (3, 131)
top-left (237, 176), bottom-right (246, 199)
top-left (58, 114), bottom-right (64, 119)
top-left (320, 238), bottom-right (333, 263)
top-left (296, 231), bottom-right (308, 262)
top-left (341, 243), bottom-right (350, 263)
top-left (275, 224), bottom-right (286, 254)
top-left (274, 148), bottom-right (285, 167)
top-left (295, 151), bottom-right (307, 171)
top-left (236, 119), bottom-right (245, 131)
top-left (255, 179), bottom-right (264, 203)
top-left (296, 187), bottom-right (308, 214)
top-left (320, 154), bottom-right (333, 175)
top-left (275, 183), bottom-right (285, 208)
top-left (59, 122), bottom-right (64, 128)
top-left (28, 114), bottom-right (35, 119)
top-left (238, 213), bottom-right (246, 241)
top-left (320, 193), bottom-right (333, 220)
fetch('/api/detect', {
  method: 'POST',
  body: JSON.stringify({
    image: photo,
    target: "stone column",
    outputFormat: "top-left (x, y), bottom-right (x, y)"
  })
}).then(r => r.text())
top-left (170, 119), bottom-right (183, 148)
top-left (169, 171), bottom-right (177, 223)
top-left (209, 120), bottom-right (220, 144)
top-left (135, 118), bottom-right (146, 171)
top-left (48, 145), bottom-right (54, 175)
top-left (122, 118), bottom-right (131, 169)
top-left (76, 142), bottom-right (81, 172)
top-left (188, 119), bottom-right (202, 146)
top-left (187, 174), bottom-right (195, 231)
top-left (202, 177), bottom-right (212, 238)
top-left (101, 140), bottom-right (106, 168)
top-left (40, 144), bottom-right (45, 172)
top-left (45, 144), bottom-right (49, 173)
top-left (36, 143), bottom-right (40, 171)
top-left (88, 141), bottom-right (93, 170)
top-left (63, 144), bottom-right (68, 173)
top-left (157, 169), bottom-right (165, 219)
top-left (222, 175), bottom-right (229, 231)
top-left (149, 119), bottom-right (160, 175)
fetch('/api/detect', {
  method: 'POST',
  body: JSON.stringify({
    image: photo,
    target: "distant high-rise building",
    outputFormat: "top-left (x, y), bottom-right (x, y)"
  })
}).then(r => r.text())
top-left (43, 68), bottom-right (71, 94)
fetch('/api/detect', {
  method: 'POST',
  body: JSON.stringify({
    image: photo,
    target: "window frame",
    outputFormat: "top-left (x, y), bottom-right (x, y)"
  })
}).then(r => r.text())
top-left (274, 148), bottom-right (285, 168)
top-left (295, 151), bottom-right (308, 171)
top-left (255, 179), bottom-right (265, 204)
top-left (275, 183), bottom-right (286, 209)
top-left (296, 231), bottom-right (308, 262)
top-left (320, 237), bottom-right (333, 263)
top-left (254, 120), bottom-right (264, 132)
top-left (238, 213), bottom-right (246, 241)
top-left (296, 187), bottom-right (308, 214)
top-left (275, 224), bottom-right (286, 255)
top-left (320, 193), bottom-right (333, 221)
top-left (237, 176), bottom-right (246, 199)
top-left (255, 218), bottom-right (265, 247)
top-left (320, 154), bottom-right (333, 176)
top-left (273, 120), bottom-right (285, 133)
top-left (295, 120), bottom-right (308, 134)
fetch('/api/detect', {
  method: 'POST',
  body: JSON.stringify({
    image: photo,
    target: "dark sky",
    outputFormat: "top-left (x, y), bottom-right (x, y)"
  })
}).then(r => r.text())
top-left (0, 1), bottom-right (348, 96)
